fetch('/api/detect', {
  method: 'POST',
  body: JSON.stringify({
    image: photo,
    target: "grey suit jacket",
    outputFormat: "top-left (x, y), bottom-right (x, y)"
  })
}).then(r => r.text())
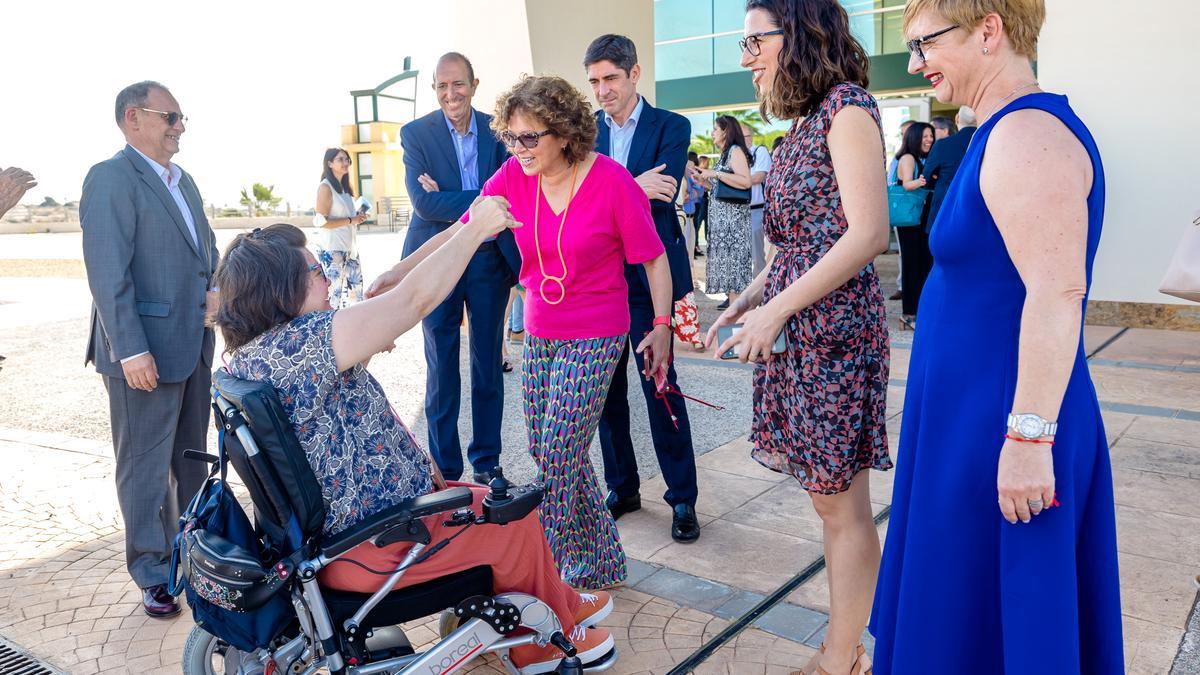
top-left (80, 145), bottom-right (219, 383)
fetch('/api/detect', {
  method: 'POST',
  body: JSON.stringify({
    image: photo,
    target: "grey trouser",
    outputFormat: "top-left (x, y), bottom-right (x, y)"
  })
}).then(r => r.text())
top-left (105, 358), bottom-right (210, 588)
top-left (751, 205), bottom-right (766, 277)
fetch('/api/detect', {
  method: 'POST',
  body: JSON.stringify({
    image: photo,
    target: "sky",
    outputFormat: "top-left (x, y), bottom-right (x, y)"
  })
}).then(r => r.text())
top-left (2, 1), bottom-right (457, 210)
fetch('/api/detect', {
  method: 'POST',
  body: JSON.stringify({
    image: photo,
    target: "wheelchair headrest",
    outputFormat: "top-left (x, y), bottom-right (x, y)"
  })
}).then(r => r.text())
top-left (212, 369), bottom-right (327, 550)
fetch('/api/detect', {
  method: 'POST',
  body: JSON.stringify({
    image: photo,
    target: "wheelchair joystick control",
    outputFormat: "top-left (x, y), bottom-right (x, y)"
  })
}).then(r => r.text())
top-left (550, 632), bottom-right (584, 675)
top-left (482, 471), bottom-right (546, 526)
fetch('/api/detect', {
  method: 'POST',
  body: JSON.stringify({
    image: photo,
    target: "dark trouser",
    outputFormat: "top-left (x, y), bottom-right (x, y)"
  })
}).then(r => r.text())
top-left (896, 226), bottom-right (933, 316)
top-left (694, 196), bottom-right (708, 243)
top-left (420, 242), bottom-right (511, 481)
top-left (597, 301), bottom-right (698, 508)
top-left (105, 357), bottom-right (210, 589)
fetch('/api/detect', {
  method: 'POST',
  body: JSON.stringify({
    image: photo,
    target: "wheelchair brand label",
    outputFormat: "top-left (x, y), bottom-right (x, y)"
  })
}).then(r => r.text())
top-left (428, 633), bottom-right (483, 674)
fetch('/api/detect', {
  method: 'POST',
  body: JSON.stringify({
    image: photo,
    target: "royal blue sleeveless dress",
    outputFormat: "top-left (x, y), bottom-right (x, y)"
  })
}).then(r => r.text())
top-left (868, 94), bottom-right (1124, 673)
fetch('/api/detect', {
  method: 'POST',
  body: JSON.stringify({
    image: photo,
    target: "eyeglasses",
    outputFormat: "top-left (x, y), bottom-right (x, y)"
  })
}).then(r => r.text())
top-left (739, 29), bottom-right (784, 57)
top-left (307, 262), bottom-right (325, 279)
top-left (138, 107), bottom-right (187, 126)
top-left (500, 130), bottom-right (553, 150)
top-left (906, 25), bottom-right (959, 64)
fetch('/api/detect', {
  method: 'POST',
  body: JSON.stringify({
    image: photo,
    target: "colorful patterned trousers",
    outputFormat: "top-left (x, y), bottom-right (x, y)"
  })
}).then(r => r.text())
top-left (316, 249), bottom-right (364, 309)
top-left (522, 334), bottom-right (628, 590)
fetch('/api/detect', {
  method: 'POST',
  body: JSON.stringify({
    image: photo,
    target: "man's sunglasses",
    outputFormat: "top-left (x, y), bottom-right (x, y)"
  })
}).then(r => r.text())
top-left (500, 129), bottom-right (553, 150)
top-left (138, 107), bottom-right (188, 126)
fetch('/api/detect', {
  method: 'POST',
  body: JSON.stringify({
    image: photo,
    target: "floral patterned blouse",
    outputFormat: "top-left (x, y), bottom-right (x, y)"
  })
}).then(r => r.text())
top-left (228, 311), bottom-right (433, 535)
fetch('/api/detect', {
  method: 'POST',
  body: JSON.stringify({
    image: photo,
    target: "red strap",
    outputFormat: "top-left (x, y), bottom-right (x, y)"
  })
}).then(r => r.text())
top-left (644, 333), bottom-right (725, 430)
top-left (1005, 434), bottom-right (1054, 445)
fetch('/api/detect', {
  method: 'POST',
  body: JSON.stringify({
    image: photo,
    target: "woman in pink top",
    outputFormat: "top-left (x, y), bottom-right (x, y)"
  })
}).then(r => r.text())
top-left (472, 75), bottom-right (673, 589)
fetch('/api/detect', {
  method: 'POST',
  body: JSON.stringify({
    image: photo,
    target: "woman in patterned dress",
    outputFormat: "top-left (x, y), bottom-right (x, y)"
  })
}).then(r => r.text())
top-left (312, 148), bottom-right (367, 308)
top-left (470, 76), bottom-right (674, 590)
top-left (215, 222), bottom-right (617, 673)
top-left (709, 1), bottom-right (891, 673)
top-left (698, 116), bottom-right (754, 308)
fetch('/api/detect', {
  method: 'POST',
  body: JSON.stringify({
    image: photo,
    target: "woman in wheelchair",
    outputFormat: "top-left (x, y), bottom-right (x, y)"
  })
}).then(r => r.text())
top-left (213, 219), bottom-right (614, 673)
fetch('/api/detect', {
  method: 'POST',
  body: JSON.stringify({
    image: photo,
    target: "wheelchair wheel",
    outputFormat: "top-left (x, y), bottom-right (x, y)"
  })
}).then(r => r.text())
top-left (438, 609), bottom-right (460, 638)
top-left (182, 625), bottom-right (259, 675)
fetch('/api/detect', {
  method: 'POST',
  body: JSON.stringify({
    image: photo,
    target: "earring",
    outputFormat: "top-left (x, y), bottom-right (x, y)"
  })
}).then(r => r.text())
top-left (982, 47), bottom-right (990, 54)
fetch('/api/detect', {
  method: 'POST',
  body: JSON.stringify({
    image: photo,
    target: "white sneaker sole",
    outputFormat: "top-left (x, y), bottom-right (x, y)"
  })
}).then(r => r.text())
top-left (516, 632), bottom-right (616, 675)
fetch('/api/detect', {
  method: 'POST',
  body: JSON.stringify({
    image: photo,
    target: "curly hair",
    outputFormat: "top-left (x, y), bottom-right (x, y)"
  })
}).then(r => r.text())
top-left (902, 0), bottom-right (1045, 59)
top-left (215, 223), bottom-right (310, 351)
top-left (746, 0), bottom-right (870, 121)
top-left (491, 75), bottom-right (597, 165)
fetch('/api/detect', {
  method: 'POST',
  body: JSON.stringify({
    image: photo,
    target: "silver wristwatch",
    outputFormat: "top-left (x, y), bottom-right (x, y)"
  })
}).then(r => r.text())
top-left (1007, 413), bottom-right (1058, 439)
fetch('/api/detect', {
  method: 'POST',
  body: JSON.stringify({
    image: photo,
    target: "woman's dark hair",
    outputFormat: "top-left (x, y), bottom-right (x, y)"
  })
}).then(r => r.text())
top-left (321, 148), bottom-right (355, 196)
top-left (688, 151), bottom-right (700, 164)
top-left (714, 115), bottom-right (752, 165)
top-left (771, 135), bottom-right (784, 152)
top-left (746, 0), bottom-right (871, 121)
top-left (215, 223), bottom-right (311, 351)
top-left (895, 122), bottom-right (933, 161)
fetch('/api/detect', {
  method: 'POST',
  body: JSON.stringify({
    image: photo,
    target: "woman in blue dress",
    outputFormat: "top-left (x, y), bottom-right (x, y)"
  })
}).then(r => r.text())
top-left (870, 1), bottom-right (1123, 673)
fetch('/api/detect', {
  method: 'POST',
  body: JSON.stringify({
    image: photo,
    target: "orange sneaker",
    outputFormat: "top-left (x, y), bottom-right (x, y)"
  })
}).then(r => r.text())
top-left (509, 625), bottom-right (615, 675)
top-left (573, 591), bottom-right (613, 627)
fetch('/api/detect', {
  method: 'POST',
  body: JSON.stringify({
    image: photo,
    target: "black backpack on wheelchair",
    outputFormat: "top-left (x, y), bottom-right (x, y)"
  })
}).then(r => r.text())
top-left (176, 369), bottom-right (608, 675)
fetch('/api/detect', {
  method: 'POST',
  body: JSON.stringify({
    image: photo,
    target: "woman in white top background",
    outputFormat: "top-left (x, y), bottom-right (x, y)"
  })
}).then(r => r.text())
top-left (314, 148), bottom-right (368, 307)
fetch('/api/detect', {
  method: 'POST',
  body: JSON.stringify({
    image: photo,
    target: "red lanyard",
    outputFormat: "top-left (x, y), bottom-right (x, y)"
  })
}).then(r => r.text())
top-left (645, 335), bottom-right (725, 430)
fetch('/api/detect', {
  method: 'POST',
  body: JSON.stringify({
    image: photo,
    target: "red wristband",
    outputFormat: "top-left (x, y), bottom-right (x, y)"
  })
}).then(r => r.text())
top-left (1004, 433), bottom-right (1054, 445)
top-left (652, 316), bottom-right (672, 328)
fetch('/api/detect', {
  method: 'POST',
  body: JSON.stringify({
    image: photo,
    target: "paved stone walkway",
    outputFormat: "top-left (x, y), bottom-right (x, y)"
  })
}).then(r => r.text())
top-left (2, 232), bottom-right (1198, 673)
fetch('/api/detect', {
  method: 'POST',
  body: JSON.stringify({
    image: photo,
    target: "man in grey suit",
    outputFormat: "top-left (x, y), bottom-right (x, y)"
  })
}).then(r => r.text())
top-left (80, 81), bottom-right (219, 618)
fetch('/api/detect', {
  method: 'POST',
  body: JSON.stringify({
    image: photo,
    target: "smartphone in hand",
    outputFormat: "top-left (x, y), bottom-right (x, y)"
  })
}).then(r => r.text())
top-left (716, 323), bottom-right (786, 360)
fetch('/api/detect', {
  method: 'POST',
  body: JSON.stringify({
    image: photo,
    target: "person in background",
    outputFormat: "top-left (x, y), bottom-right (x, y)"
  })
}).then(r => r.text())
top-left (771, 135), bottom-right (784, 155)
top-left (872, 1), bottom-right (1122, 671)
top-left (586, 34), bottom-right (704, 542)
top-left (0, 167), bottom-right (36, 219)
top-left (921, 106), bottom-right (978, 231)
top-left (369, 52), bottom-right (517, 486)
top-left (742, 123), bottom-right (773, 277)
top-left (893, 121), bottom-right (935, 327)
top-left (478, 74), bottom-right (675, 589)
top-left (714, 1), bottom-right (893, 671)
top-left (697, 115), bottom-right (753, 311)
top-left (81, 81), bottom-right (219, 619)
top-left (885, 119), bottom-right (915, 301)
top-left (930, 114), bottom-right (957, 140)
top-left (501, 286), bottom-right (525, 373)
top-left (694, 155), bottom-right (710, 257)
top-left (217, 222), bottom-right (617, 674)
top-left (313, 148), bottom-right (367, 308)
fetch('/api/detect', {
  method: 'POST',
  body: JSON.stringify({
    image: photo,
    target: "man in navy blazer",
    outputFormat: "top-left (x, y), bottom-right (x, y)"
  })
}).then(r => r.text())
top-left (373, 53), bottom-right (517, 483)
top-left (921, 106), bottom-right (978, 232)
top-left (585, 35), bottom-right (701, 543)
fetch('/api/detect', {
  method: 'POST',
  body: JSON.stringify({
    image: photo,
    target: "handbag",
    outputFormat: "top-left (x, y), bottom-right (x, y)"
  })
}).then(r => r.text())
top-left (1159, 211), bottom-right (1200, 302)
top-left (714, 176), bottom-right (750, 205)
top-left (169, 428), bottom-right (295, 652)
top-left (888, 184), bottom-right (929, 227)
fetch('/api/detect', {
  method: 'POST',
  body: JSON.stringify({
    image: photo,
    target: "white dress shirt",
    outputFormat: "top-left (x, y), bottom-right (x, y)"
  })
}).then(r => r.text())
top-left (605, 96), bottom-right (646, 169)
top-left (122, 147), bottom-right (200, 364)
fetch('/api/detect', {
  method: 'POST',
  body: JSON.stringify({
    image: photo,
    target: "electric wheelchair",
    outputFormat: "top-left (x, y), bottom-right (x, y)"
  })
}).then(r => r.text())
top-left (179, 369), bottom-right (618, 675)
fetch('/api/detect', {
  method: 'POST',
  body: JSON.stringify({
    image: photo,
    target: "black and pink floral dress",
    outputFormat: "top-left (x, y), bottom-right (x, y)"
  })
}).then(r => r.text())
top-left (751, 82), bottom-right (892, 494)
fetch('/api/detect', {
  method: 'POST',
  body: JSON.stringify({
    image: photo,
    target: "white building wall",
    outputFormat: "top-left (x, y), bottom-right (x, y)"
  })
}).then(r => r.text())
top-left (1039, 0), bottom-right (1200, 305)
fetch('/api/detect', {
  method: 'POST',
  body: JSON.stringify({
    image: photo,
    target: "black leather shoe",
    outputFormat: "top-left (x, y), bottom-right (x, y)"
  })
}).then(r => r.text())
top-left (716, 298), bottom-right (730, 310)
top-left (605, 492), bottom-right (642, 520)
top-left (142, 584), bottom-right (181, 619)
top-left (671, 504), bottom-right (700, 543)
top-left (472, 467), bottom-right (502, 485)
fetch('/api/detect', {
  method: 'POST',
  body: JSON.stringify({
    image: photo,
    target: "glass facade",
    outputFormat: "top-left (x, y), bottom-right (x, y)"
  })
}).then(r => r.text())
top-left (655, 0), bottom-right (910, 85)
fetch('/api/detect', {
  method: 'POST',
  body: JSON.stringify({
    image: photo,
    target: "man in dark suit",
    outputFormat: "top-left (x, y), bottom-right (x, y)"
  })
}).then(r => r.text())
top-left (585, 34), bottom-right (701, 543)
top-left (921, 106), bottom-right (978, 231)
top-left (377, 53), bottom-right (517, 483)
top-left (80, 81), bottom-right (219, 618)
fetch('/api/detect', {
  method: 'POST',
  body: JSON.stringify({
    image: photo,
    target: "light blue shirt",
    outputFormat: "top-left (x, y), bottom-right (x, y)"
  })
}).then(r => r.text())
top-left (130, 146), bottom-right (198, 249)
top-left (605, 96), bottom-right (645, 168)
top-left (443, 111), bottom-right (479, 191)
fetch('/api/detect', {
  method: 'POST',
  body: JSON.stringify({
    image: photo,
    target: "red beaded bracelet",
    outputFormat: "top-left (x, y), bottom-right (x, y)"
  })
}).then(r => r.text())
top-left (1005, 434), bottom-right (1055, 445)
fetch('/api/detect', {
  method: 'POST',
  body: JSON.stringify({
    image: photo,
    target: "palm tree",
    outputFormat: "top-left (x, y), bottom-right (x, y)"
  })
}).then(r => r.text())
top-left (239, 183), bottom-right (283, 217)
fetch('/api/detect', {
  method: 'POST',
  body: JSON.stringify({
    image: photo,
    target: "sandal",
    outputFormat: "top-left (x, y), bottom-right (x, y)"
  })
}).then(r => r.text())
top-left (502, 359), bottom-right (514, 373)
top-left (812, 644), bottom-right (871, 675)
